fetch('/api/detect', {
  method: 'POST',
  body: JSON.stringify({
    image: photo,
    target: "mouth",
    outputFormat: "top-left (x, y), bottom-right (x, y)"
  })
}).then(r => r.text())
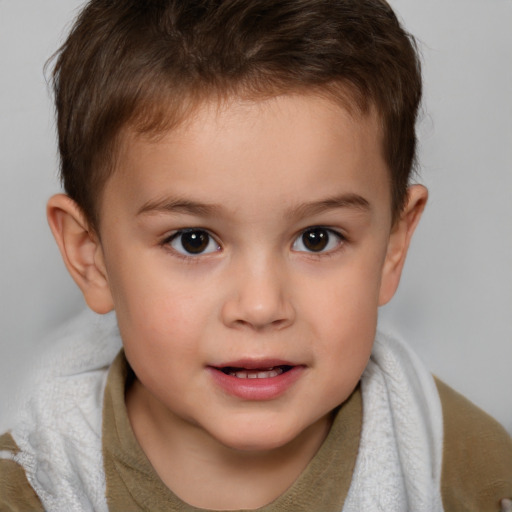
top-left (208, 360), bottom-right (304, 400)
top-left (218, 365), bottom-right (293, 379)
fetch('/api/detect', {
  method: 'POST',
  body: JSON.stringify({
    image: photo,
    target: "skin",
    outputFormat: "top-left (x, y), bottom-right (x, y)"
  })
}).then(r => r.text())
top-left (47, 93), bottom-right (427, 510)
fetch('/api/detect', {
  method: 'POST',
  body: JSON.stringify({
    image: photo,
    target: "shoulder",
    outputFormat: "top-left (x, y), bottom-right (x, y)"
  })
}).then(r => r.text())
top-left (0, 432), bottom-right (44, 512)
top-left (435, 378), bottom-right (512, 512)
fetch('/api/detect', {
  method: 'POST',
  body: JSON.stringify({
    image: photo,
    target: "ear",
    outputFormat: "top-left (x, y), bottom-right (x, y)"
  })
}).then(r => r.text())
top-left (47, 194), bottom-right (114, 314)
top-left (378, 185), bottom-right (428, 305)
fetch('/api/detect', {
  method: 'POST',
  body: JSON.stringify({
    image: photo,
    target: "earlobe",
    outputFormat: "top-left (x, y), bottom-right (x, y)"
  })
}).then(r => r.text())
top-left (46, 194), bottom-right (114, 314)
top-left (378, 185), bottom-right (428, 306)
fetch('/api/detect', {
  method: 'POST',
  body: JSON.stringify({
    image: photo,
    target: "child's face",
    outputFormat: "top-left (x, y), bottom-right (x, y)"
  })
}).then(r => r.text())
top-left (94, 94), bottom-right (405, 451)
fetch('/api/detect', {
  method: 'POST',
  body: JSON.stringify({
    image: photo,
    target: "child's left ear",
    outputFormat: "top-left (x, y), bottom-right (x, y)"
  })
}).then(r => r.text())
top-left (378, 185), bottom-right (428, 305)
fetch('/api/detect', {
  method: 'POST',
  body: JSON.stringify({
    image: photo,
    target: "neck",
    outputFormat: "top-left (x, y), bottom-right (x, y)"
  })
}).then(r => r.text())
top-left (126, 379), bottom-right (332, 510)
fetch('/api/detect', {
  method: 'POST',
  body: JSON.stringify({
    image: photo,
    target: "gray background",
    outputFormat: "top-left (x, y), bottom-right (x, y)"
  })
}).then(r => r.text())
top-left (1, 0), bottom-right (511, 433)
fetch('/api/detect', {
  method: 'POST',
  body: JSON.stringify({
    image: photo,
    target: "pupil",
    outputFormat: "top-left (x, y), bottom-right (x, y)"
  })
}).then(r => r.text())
top-left (182, 231), bottom-right (209, 254)
top-left (303, 228), bottom-right (328, 252)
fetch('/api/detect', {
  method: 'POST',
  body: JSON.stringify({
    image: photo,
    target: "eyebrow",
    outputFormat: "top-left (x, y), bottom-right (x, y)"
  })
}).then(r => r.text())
top-left (288, 193), bottom-right (371, 218)
top-left (137, 197), bottom-right (222, 217)
top-left (137, 193), bottom-right (371, 218)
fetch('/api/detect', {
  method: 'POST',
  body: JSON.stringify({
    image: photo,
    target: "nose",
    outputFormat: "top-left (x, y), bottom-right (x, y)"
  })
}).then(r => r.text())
top-left (221, 255), bottom-right (295, 331)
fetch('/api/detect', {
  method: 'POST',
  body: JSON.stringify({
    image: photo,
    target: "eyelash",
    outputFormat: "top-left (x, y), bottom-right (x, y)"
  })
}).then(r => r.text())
top-left (161, 226), bottom-right (347, 260)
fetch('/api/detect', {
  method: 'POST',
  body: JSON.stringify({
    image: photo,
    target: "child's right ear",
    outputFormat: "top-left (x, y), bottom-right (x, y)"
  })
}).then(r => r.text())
top-left (46, 194), bottom-right (114, 314)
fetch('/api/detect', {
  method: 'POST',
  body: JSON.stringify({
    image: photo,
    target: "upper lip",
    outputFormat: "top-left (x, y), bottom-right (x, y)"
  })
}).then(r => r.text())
top-left (211, 358), bottom-right (298, 370)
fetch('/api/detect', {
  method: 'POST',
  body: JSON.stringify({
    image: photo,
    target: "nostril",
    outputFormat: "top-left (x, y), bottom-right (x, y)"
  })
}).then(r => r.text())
top-left (232, 316), bottom-right (291, 331)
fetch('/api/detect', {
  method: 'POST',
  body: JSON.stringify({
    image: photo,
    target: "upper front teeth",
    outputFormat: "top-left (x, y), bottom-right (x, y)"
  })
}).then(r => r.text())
top-left (229, 367), bottom-right (284, 379)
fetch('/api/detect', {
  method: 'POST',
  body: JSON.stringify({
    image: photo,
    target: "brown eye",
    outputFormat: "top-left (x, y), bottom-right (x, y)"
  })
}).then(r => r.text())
top-left (293, 227), bottom-right (343, 253)
top-left (302, 228), bottom-right (328, 252)
top-left (169, 230), bottom-right (220, 255)
top-left (181, 231), bottom-right (209, 253)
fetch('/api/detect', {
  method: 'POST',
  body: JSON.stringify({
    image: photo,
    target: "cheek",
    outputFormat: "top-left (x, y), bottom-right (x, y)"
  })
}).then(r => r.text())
top-left (106, 264), bottom-right (214, 365)
top-left (298, 256), bottom-right (382, 376)
top-left (303, 257), bottom-right (382, 332)
top-left (110, 254), bottom-right (211, 320)
top-left (116, 274), bottom-right (209, 395)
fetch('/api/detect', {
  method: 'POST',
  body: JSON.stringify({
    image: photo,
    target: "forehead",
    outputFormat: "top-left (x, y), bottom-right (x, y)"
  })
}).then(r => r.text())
top-left (102, 93), bottom-right (391, 225)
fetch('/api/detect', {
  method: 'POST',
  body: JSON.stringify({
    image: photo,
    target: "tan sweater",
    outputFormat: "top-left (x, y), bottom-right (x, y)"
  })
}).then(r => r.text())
top-left (1, 352), bottom-right (511, 511)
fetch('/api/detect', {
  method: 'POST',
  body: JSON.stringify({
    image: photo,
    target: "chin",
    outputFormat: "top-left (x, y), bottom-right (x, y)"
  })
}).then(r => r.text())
top-left (211, 418), bottom-right (312, 454)
top-left (222, 436), bottom-right (294, 454)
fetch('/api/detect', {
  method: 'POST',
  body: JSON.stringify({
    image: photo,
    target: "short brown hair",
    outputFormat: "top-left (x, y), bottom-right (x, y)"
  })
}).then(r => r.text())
top-left (51, 0), bottom-right (422, 231)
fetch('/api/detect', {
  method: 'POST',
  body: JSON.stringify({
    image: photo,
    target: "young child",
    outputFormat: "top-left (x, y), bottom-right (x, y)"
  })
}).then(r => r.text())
top-left (1, 0), bottom-right (511, 510)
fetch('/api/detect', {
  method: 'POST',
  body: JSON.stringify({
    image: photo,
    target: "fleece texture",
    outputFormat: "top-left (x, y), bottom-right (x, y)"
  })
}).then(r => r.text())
top-left (7, 310), bottom-right (121, 512)
top-left (343, 332), bottom-right (444, 511)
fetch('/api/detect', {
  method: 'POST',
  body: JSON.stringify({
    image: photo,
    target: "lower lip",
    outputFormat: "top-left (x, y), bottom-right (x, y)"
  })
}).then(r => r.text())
top-left (208, 366), bottom-right (305, 401)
